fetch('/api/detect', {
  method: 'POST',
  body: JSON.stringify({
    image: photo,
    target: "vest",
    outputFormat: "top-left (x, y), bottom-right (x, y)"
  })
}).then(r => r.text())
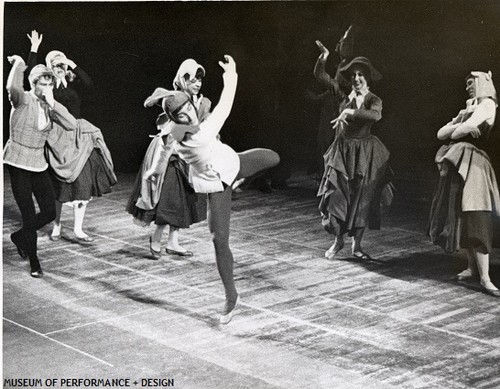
top-left (4, 92), bottom-right (53, 171)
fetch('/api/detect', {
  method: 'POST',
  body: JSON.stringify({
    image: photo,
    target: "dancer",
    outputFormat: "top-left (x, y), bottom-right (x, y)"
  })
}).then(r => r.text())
top-left (145, 55), bottom-right (279, 324)
top-left (127, 59), bottom-right (209, 258)
top-left (26, 30), bottom-right (116, 243)
top-left (5, 55), bottom-right (78, 277)
top-left (314, 41), bottom-right (392, 260)
top-left (429, 71), bottom-right (500, 297)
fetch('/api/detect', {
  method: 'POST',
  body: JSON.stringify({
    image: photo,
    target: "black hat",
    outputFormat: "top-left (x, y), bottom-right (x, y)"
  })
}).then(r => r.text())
top-left (340, 56), bottom-right (382, 81)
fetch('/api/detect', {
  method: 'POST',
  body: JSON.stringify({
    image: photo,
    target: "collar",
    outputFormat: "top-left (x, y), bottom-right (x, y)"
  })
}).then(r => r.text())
top-left (193, 94), bottom-right (204, 109)
top-left (55, 76), bottom-right (68, 89)
top-left (348, 87), bottom-right (369, 101)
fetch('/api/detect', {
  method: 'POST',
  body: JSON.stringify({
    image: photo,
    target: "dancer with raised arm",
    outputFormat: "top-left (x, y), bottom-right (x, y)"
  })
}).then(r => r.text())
top-left (5, 55), bottom-right (78, 277)
top-left (314, 40), bottom-right (392, 261)
top-left (145, 55), bottom-right (279, 324)
top-left (26, 30), bottom-right (116, 244)
top-left (313, 26), bottom-right (354, 170)
top-left (429, 71), bottom-right (500, 297)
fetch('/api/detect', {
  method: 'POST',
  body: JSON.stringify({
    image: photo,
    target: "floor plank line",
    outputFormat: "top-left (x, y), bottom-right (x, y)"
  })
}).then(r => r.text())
top-left (63, 247), bottom-right (500, 349)
top-left (3, 317), bottom-right (115, 367)
top-left (43, 307), bottom-right (159, 336)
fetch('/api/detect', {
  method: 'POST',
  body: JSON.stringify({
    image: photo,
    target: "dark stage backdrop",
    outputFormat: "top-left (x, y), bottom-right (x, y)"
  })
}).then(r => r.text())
top-left (4, 1), bottom-right (500, 195)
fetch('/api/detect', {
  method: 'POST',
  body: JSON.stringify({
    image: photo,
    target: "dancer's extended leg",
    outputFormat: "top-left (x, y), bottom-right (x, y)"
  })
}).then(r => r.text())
top-left (236, 148), bottom-right (280, 180)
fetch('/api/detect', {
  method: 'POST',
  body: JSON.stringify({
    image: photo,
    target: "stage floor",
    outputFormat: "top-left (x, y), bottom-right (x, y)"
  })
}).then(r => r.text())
top-left (3, 171), bottom-right (500, 389)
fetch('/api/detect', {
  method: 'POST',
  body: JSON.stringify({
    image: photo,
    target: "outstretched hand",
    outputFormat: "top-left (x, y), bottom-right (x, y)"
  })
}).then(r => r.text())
top-left (316, 40), bottom-right (329, 58)
top-left (218, 55), bottom-right (236, 73)
top-left (330, 108), bottom-right (354, 129)
top-left (27, 30), bottom-right (43, 51)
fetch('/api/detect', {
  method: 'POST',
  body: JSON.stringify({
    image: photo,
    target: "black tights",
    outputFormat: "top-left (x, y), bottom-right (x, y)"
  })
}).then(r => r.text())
top-left (8, 166), bottom-right (56, 261)
top-left (208, 148), bottom-right (279, 301)
top-left (236, 148), bottom-right (280, 180)
top-left (208, 185), bottom-right (237, 301)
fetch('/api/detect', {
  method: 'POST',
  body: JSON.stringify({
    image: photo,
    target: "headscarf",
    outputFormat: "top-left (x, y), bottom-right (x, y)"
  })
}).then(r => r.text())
top-left (28, 64), bottom-right (55, 89)
top-left (468, 71), bottom-right (497, 106)
top-left (173, 59), bottom-right (206, 91)
top-left (45, 50), bottom-right (68, 88)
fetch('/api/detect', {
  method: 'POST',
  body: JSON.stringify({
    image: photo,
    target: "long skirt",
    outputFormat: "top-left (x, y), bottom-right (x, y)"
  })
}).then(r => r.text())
top-left (127, 155), bottom-right (207, 228)
top-left (318, 133), bottom-right (392, 236)
top-left (52, 149), bottom-right (116, 202)
top-left (429, 164), bottom-right (494, 253)
top-left (428, 142), bottom-right (500, 253)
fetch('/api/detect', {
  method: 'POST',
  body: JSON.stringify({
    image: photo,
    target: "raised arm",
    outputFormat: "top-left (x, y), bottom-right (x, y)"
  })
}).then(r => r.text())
top-left (313, 41), bottom-right (339, 91)
top-left (6, 56), bottom-right (27, 108)
top-left (186, 55), bottom-right (238, 145)
top-left (26, 30), bottom-right (42, 71)
top-left (335, 25), bottom-right (354, 60)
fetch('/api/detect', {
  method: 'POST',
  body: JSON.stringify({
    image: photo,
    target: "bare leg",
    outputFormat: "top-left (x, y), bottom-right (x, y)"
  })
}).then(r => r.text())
top-left (51, 201), bottom-right (63, 239)
top-left (352, 227), bottom-right (371, 259)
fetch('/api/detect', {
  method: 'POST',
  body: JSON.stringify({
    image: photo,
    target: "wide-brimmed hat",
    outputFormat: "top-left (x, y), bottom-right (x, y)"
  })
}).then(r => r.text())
top-left (28, 64), bottom-right (55, 87)
top-left (45, 50), bottom-right (67, 69)
top-left (340, 56), bottom-right (382, 81)
top-left (173, 59), bottom-right (206, 90)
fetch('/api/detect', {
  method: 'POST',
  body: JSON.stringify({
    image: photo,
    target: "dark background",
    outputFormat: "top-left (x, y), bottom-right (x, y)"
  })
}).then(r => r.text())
top-left (4, 1), bottom-right (500, 198)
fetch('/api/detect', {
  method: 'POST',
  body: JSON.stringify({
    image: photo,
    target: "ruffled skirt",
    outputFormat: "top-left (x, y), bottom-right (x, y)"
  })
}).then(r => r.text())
top-left (51, 149), bottom-right (117, 202)
top-left (318, 133), bottom-right (392, 236)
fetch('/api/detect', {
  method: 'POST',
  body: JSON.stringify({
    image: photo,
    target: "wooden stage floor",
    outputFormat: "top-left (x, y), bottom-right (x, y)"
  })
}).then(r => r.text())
top-left (3, 171), bottom-right (500, 388)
